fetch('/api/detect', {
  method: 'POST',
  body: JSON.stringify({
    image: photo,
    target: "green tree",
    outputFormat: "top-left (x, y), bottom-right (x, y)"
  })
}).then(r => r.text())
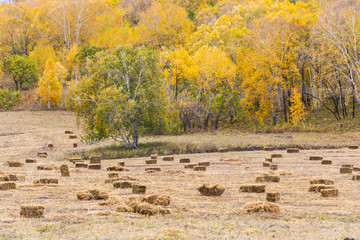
top-left (2, 54), bottom-right (39, 90)
top-left (68, 45), bottom-right (167, 148)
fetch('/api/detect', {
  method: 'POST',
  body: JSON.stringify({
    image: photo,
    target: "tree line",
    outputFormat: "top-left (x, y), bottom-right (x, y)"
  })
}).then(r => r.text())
top-left (0, 0), bottom-right (359, 146)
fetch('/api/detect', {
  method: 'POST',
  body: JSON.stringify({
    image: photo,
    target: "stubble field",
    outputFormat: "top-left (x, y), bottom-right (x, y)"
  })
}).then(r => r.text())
top-left (0, 111), bottom-right (360, 239)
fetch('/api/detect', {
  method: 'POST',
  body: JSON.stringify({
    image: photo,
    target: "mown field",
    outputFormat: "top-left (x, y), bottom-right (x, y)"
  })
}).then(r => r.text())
top-left (0, 111), bottom-right (360, 239)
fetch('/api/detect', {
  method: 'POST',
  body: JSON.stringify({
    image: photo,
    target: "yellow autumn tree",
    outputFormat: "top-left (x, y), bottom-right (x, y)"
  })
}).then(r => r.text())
top-left (136, 0), bottom-right (194, 47)
top-left (160, 47), bottom-right (193, 101)
top-left (192, 46), bottom-right (236, 129)
top-left (37, 57), bottom-right (62, 109)
top-left (290, 88), bottom-right (307, 126)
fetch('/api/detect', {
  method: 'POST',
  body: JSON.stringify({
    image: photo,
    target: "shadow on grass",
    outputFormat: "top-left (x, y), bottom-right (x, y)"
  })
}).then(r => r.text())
top-left (76, 140), bottom-right (346, 160)
top-left (81, 141), bottom-right (218, 159)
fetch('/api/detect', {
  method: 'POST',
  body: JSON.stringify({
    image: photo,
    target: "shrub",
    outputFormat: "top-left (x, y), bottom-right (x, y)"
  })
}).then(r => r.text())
top-left (0, 89), bottom-right (22, 110)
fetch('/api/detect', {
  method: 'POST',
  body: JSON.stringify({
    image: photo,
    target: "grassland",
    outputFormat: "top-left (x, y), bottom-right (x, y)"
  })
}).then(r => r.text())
top-left (1, 111), bottom-right (360, 239)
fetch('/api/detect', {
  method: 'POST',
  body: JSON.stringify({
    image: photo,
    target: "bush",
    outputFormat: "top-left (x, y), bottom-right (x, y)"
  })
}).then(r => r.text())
top-left (0, 89), bottom-right (22, 110)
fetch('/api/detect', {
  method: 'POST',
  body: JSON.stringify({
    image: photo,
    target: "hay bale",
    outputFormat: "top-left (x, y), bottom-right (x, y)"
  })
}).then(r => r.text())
top-left (0, 182), bottom-right (16, 190)
top-left (194, 166), bottom-right (206, 171)
top-left (198, 162), bottom-right (210, 167)
top-left (0, 174), bottom-right (18, 182)
top-left (37, 153), bottom-right (47, 159)
top-left (264, 147), bottom-right (274, 151)
top-left (116, 204), bottom-right (133, 213)
top-left (89, 164), bottom-right (101, 170)
top-left (239, 184), bottom-right (265, 193)
top-left (76, 191), bottom-right (93, 200)
top-left (256, 174), bottom-right (280, 183)
top-left (270, 164), bottom-right (278, 170)
top-left (162, 156), bottom-right (174, 161)
top-left (20, 206), bottom-right (44, 218)
top-left (60, 165), bottom-right (70, 177)
top-left (75, 163), bottom-right (88, 168)
top-left (309, 156), bottom-right (323, 160)
top-left (9, 162), bottom-right (22, 167)
top-left (242, 202), bottom-right (280, 213)
top-left (198, 184), bottom-right (225, 196)
top-left (271, 154), bottom-right (282, 158)
top-left (47, 143), bottom-right (54, 148)
top-left (263, 162), bottom-right (270, 167)
top-left (287, 148), bottom-right (299, 153)
top-left (308, 184), bottom-right (335, 193)
top-left (184, 164), bottom-right (197, 169)
top-left (69, 157), bottom-right (81, 163)
top-left (141, 195), bottom-right (171, 206)
top-left (65, 130), bottom-right (73, 134)
top-left (145, 159), bottom-right (157, 164)
top-left (37, 165), bottom-right (55, 171)
top-left (265, 158), bottom-right (272, 162)
top-left (129, 201), bottom-right (169, 216)
top-left (266, 192), bottom-right (280, 202)
top-left (107, 166), bottom-right (129, 171)
top-left (154, 195), bottom-right (171, 206)
top-left (353, 166), bottom-right (360, 171)
top-left (340, 167), bottom-right (352, 174)
top-left (69, 135), bottom-right (77, 139)
top-left (109, 173), bottom-right (118, 178)
top-left (150, 155), bottom-right (157, 160)
top-left (73, 143), bottom-right (78, 148)
top-left (33, 178), bottom-right (58, 184)
top-left (179, 158), bottom-right (190, 163)
top-left (321, 160), bottom-right (332, 165)
top-left (90, 159), bottom-right (101, 164)
top-left (348, 145), bottom-right (359, 149)
top-left (113, 181), bottom-right (136, 189)
top-left (218, 147), bottom-right (229, 153)
top-left (320, 188), bottom-right (339, 197)
top-left (145, 167), bottom-right (161, 172)
top-left (352, 175), bottom-right (360, 180)
top-left (25, 159), bottom-right (36, 163)
top-left (310, 179), bottom-right (334, 185)
top-left (342, 164), bottom-right (354, 168)
top-left (88, 189), bottom-right (109, 200)
top-left (132, 184), bottom-right (146, 194)
top-left (118, 162), bottom-right (125, 167)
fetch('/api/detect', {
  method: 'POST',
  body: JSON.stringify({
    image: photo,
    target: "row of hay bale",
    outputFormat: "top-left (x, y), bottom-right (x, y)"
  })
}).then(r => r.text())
top-left (308, 179), bottom-right (339, 197)
top-left (144, 155), bottom-right (210, 172)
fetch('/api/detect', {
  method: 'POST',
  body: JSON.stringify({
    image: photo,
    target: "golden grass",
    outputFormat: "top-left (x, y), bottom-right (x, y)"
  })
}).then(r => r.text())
top-left (1, 111), bottom-right (360, 238)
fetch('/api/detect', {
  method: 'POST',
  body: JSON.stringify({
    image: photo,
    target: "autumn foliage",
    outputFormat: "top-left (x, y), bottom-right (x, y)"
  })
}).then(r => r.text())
top-left (1, 0), bottom-right (360, 145)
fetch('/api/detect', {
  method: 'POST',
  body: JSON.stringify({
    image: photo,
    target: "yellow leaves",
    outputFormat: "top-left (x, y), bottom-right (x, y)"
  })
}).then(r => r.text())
top-left (30, 45), bottom-right (56, 73)
top-left (193, 46), bottom-right (236, 90)
top-left (136, 0), bottom-right (194, 47)
top-left (37, 57), bottom-right (63, 108)
top-left (161, 47), bottom-right (193, 86)
top-left (290, 88), bottom-right (307, 126)
top-left (66, 43), bottom-right (78, 71)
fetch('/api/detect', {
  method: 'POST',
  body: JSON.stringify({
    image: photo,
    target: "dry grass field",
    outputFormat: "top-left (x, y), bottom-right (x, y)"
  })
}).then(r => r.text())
top-left (1, 111), bottom-right (360, 239)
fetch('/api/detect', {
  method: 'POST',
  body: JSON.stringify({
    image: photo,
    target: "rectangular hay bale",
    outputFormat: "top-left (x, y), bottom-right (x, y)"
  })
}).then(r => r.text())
top-left (0, 182), bottom-right (16, 190)
top-left (20, 206), bottom-right (44, 218)
top-left (145, 159), bottom-right (157, 164)
top-left (239, 184), bottom-right (265, 193)
top-left (162, 156), bottom-right (174, 161)
top-left (286, 148), bottom-right (299, 153)
top-left (88, 164), bottom-right (101, 170)
top-left (179, 158), bottom-right (190, 163)
top-left (320, 188), bottom-right (339, 197)
top-left (194, 166), bottom-right (206, 171)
